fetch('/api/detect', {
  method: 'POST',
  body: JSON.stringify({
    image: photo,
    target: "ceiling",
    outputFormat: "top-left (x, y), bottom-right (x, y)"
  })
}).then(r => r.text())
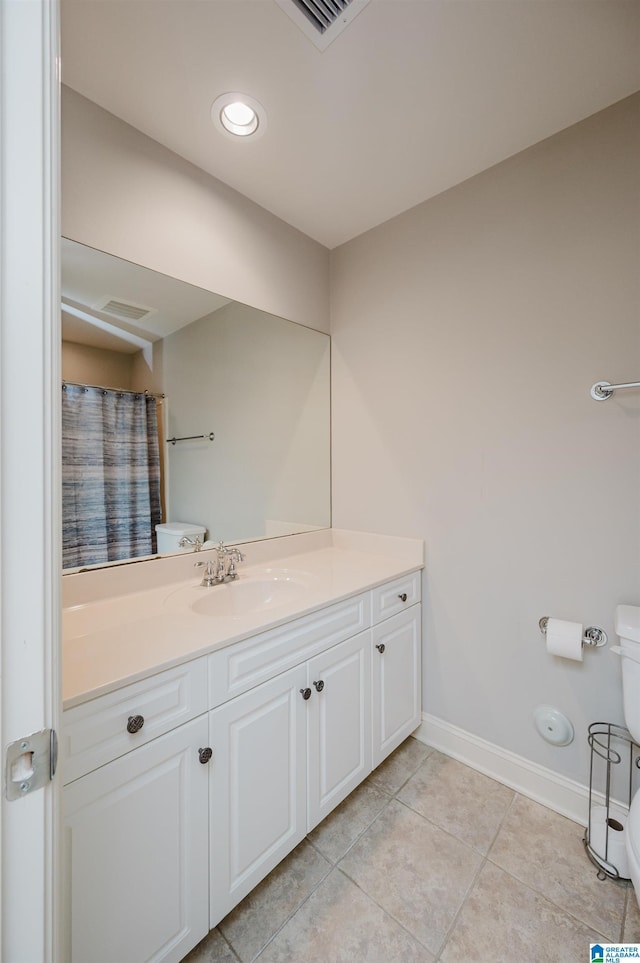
top-left (61, 238), bottom-right (230, 352)
top-left (60, 0), bottom-right (640, 250)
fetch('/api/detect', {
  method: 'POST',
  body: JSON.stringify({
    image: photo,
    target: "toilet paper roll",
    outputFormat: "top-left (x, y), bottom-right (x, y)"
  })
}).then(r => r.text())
top-left (589, 805), bottom-right (630, 879)
top-left (546, 618), bottom-right (584, 662)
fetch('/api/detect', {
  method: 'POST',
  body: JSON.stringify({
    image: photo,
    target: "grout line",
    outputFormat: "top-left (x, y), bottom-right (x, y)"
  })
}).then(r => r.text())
top-left (373, 739), bottom-right (435, 798)
top-left (333, 865), bottom-right (438, 958)
top-left (483, 797), bottom-right (626, 945)
top-left (217, 927), bottom-right (243, 962)
top-left (253, 748), bottom-right (433, 959)
top-left (334, 793), bottom-right (483, 960)
top-left (485, 787), bottom-right (518, 855)
top-left (433, 848), bottom-right (488, 962)
top-left (619, 881), bottom-right (633, 943)
top-left (309, 781), bottom-right (397, 867)
top-left (251, 864), bottom-right (337, 961)
top-left (485, 856), bottom-right (617, 944)
top-left (411, 784), bottom-right (521, 960)
top-left (220, 840), bottom-right (333, 962)
top-left (234, 748), bottom-right (631, 961)
top-left (324, 793), bottom-right (394, 866)
top-left (391, 792), bottom-right (500, 861)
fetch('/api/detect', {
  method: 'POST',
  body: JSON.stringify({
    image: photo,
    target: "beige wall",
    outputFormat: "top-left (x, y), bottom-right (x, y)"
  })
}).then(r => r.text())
top-left (330, 94), bottom-right (640, 784)
top-left (61, 339), bottom-right (135, 390)
top-left (61, 86), bottom-right (330, 333)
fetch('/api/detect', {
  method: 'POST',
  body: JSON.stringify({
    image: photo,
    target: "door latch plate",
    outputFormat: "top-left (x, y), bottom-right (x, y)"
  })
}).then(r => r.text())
top-left (5, 729), bottom-right (57, 801)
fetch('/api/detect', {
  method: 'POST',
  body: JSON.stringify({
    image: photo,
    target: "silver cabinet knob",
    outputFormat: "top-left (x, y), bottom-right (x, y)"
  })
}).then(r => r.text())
top-left (398, 593), bottom-right (408, 602)
top-left (127, 714), bottom-right (144, 734)
top-left (300, 688), bottom-right (312, 701)
top-left (375, 643), bottom-right (385, 654)
top-left (198, 747), bottom-right (213, 764)
top-left (313, 680), bottom-right (324, 692)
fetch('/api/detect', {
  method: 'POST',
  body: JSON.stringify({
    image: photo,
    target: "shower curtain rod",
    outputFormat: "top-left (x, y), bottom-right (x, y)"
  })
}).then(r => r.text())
top-left (590, 380), bottom-right (640, 401)
top-left (62, 380), bottom-right (165, 400)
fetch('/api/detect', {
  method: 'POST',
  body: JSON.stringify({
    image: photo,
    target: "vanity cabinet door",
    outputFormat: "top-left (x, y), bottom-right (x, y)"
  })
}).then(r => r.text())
top-left (63, 715), bottom-right (210, 963)
top-left (209, 663), bottom-right (307, 927)
top-left (307, 631), bottom-right (372, 831)
top-left (371, 606), bottom-right (421, 768)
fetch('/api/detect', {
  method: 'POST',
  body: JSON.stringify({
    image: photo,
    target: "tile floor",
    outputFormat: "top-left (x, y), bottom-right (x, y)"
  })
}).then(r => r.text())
top-left (183, 737), bottom-right (640, 963)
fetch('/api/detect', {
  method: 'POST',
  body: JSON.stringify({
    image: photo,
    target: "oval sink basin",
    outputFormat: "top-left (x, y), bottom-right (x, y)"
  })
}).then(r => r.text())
top-left (190, 577), bottom-right (303, 617)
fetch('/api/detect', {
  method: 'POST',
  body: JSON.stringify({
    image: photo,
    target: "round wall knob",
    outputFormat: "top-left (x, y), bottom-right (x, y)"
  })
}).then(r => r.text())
top-left (375, 643), bottom-right (385, 654)
top-left (313, 680), bottom-right (324, 692)
top-left (398, 593), bottom-right (408, 602)
top-left (300, 687), bottom-right (312, 701)
top-left (198, 747), bottom-right (213, 764)
top-left (127, 715), bottom-right (144, 734)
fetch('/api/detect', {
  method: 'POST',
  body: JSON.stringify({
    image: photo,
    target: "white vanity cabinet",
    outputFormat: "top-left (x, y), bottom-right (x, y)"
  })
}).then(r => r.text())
top-left (62, 564), bottom-right (422, 962)
top-left (207, 576), bottom-right (420, 929)
top-left (208, 628), bottom-right (373, 925)
top-left (306, 629), bottom-right (372, 829)
top-left (62, 660), bottom-right (210, 963)
top-left (208, 663), bottom-right (308, 923)
top-left (372, 604), bottom-right (422, 767)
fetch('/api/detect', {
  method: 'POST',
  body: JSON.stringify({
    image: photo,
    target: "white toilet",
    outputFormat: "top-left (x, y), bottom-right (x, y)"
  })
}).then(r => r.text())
top-left (614, 604), bottom-right (640, 905)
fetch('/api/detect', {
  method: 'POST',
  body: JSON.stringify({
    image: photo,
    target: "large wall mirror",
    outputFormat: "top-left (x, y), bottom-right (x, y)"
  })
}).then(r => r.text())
top-left (61, 238), bottom-right (331, 572)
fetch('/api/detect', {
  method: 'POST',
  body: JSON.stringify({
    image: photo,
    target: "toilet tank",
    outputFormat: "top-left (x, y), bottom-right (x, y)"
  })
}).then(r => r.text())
top-left (155, 522), bottom-right (206, 554)
top-left (615, 605), bottom-right (640, 744)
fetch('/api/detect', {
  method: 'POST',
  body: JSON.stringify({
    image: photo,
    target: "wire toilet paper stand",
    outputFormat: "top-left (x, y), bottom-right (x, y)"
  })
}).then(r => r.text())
top-left (584, 722), bottom-right (640, 880)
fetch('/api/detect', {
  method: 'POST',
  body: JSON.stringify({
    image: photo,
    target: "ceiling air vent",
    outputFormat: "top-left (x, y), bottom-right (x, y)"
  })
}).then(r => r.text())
top-left (274, 0), bottom-right (371, 51)
top-left (95, 298), bottom-right (156, 322)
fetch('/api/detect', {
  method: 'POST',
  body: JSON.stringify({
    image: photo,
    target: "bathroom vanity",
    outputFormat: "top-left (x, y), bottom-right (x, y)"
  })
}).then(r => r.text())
top-left (61, 530), bottom-right (423, 963)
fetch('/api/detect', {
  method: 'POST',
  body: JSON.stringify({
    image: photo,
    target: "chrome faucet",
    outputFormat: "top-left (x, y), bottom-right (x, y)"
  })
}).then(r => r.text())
top-left (179, 535), bottom-right (203, 552)
top-left (194, 542), bottom-right (245, 586)
top-left (198, 559), bottom-right (218, 587)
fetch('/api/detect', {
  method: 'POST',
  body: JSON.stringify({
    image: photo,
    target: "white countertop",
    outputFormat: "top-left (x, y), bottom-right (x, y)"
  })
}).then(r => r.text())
top-left (63, 530), bottom-right (423, 709)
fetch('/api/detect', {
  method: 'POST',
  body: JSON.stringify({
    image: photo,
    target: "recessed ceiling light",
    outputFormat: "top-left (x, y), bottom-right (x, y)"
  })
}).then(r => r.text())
top-left (211, 92), bottom-right (266, 140)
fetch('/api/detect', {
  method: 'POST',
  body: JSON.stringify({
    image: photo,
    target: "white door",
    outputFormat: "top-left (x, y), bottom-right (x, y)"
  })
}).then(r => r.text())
top-left (209, 664), bottom-right (307, 926)
top-left (63, 716), bottom-right (210, 963)
top-left (0, 2), bottom-right (61, 961)
top-left (307, 631), bottom-right (372, 831)
top-left (372, 607), bottom-right (421, 768)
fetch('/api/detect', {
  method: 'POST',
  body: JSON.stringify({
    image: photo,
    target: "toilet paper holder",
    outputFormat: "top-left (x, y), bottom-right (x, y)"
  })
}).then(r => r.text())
top-left (539, 617), bottom-right (608, 648)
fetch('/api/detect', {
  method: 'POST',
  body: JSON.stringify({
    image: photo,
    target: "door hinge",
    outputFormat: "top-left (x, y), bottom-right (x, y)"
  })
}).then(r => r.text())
top-left (5, 728), bottom-right (58, 801)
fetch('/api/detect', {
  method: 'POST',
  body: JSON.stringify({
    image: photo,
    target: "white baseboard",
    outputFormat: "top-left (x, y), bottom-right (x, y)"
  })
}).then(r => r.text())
top-left (414, 713), bottom-right (627, 827)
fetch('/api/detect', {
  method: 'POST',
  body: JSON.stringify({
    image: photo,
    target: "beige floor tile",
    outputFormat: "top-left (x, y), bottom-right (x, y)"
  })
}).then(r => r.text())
top-left (366, 736), bottom-right (432, 796)
top-left (441, 860), bottom-right (605, 963)
top-left (308, 781), bottom-right (389, 864)
top-left (257, 869), bottom-right (435, 963)
top-left (339, 798), bottom-right (482, 955)
top-left (489, 794), bottom-right (627, 940)
top-left (219, 838), bottom-right (331, 962)
top-left (397, 750), bottom-right (515, 854)
top-left (625, 885), bottom-right (640, 941)
top-left (182, 928), bottom-right (238, 963)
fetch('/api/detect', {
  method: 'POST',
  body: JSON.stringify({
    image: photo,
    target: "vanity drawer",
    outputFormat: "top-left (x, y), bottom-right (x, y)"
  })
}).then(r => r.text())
top-left (209, 592), bottom-right (370, 707)
top-left (371, 571), bottom-right (421, 624)
top-left (62, 657), bottom-right (208, 784)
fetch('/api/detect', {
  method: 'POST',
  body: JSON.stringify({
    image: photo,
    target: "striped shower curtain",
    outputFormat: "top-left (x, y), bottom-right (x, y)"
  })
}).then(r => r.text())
top-left (62, 385), bottom-right (162, 568)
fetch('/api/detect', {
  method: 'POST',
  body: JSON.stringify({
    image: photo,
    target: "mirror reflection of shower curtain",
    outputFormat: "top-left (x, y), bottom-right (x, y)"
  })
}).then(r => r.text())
top-left (61, 384), bottom-right (162, 568)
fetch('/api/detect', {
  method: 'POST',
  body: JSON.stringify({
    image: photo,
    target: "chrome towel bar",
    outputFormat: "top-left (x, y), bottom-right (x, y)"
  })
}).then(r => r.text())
top-left (590, 380), bottom-right (640, 401)
top-left (166, 431), bottom-right (215, 446)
